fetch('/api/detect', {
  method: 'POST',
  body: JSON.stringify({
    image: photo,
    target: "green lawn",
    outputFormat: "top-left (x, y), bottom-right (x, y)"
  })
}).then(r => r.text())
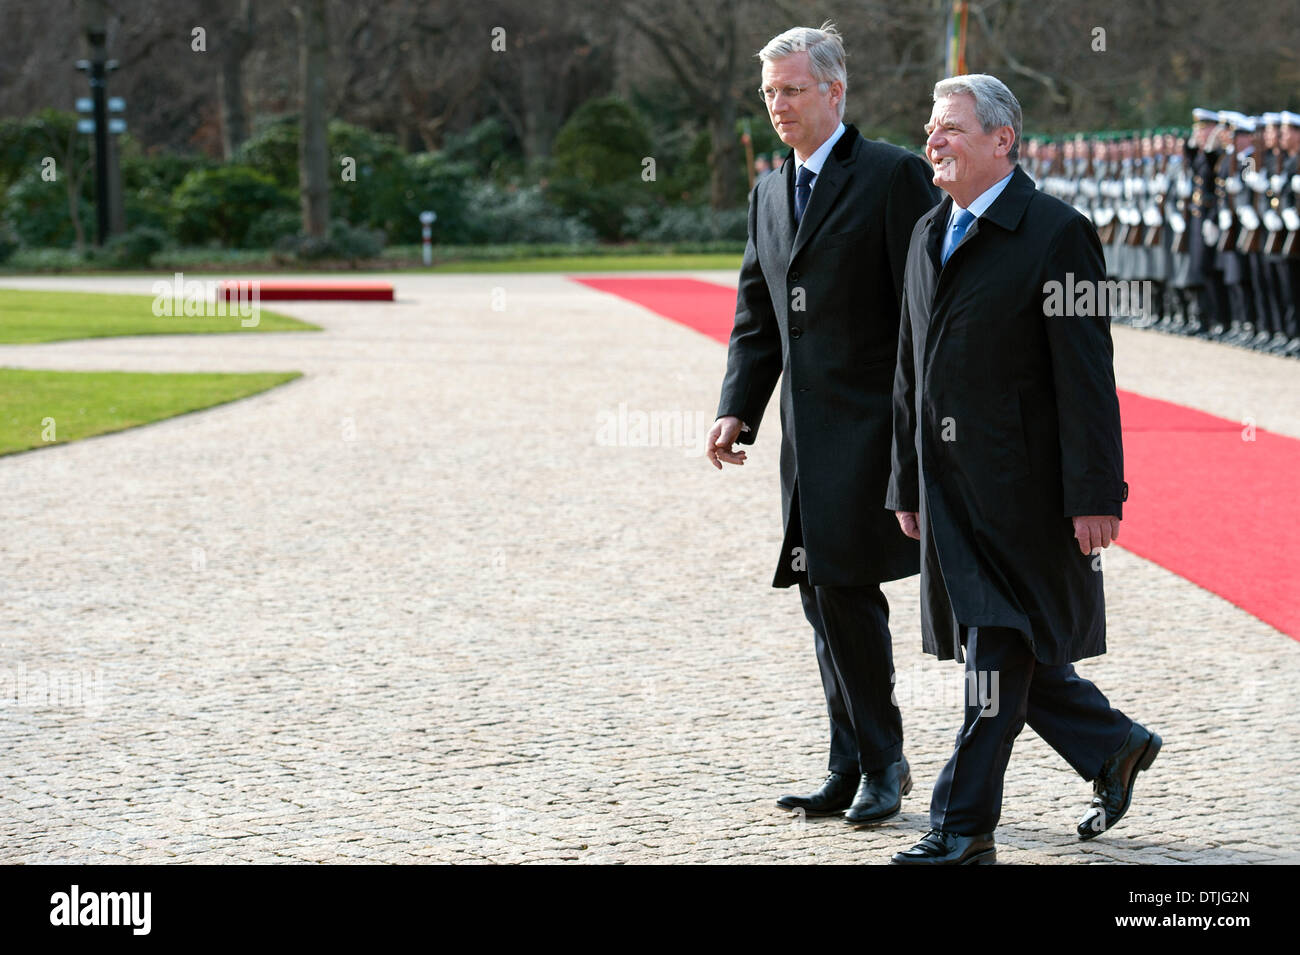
top-left (0, 289), bottom-right (319, 344)
top-left (0, 369), bottom-right (302, 456)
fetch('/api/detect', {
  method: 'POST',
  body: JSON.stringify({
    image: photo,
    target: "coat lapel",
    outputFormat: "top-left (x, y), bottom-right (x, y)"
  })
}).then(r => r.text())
top-left (925, 195), bottom-right (952, 273)
top-left (789, 125), bottom-right (858, 262)
top-left (913, 201), bottom-right (945, 355)
top-left (975, 165), bottom-right (1036, 233)
top-left (938, 165), bottom-right (1037, 272)
top-left (920, 166), bottom-right (1038, 350)
top-left (764, 150), bottom-right (796, 267)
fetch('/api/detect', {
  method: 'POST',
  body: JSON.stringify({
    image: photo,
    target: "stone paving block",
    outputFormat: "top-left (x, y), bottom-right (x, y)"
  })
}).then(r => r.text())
top-left (0, 274), bottom-right (1296, 864)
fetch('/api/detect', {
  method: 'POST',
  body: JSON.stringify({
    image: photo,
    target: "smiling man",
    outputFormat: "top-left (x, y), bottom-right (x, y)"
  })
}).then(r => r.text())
top-left (708, 22), bottom-right (937, 827)
top-left (886, 74), bottom-right (1161, 865)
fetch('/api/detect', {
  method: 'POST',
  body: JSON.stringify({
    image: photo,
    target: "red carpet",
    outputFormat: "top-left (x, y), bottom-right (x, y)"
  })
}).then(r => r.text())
top-left (574, 276), bottom-right (1300, 641)
top-left (218, 280), bottom-right (394, 301)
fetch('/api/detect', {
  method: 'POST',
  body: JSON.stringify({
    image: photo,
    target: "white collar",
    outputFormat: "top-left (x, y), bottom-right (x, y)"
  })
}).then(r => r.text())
top-left (794, 122), bottom-right (847, 179)
top-left (948, 168), bottom-right (1015, 227)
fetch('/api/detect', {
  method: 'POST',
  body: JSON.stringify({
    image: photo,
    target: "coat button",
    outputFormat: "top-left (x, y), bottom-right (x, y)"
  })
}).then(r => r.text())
top-left (790, 326), bottom-right (802, 339)
top-left (789, 271), bottom-right (800, 282)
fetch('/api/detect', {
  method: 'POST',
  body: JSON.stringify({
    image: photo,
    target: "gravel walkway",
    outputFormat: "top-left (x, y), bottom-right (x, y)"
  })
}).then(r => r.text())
top-left (0, 273), bottom-right (1295, 864)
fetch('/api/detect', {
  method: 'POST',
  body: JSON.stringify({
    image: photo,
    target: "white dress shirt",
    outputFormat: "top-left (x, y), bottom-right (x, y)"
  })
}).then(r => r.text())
top-left (794, 122), bottom-right (847, 193)
top-left (945, 167), bottom-right (1016, 232)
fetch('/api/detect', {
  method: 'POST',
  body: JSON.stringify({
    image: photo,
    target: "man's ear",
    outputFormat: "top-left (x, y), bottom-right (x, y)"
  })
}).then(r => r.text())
top-left (995, 126), bottom-right (1015, 158)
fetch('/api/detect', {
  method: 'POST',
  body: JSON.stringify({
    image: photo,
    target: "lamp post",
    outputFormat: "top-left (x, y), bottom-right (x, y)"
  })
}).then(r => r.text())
top-left (419, 210), bottom-right (437, 266)
top-left (75, 5), bottom-right (118, 247)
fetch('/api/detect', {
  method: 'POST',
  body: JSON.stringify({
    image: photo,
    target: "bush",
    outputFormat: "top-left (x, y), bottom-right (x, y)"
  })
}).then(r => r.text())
top-left (441, 117), bottom-right (514, 180)
top-left (273, 219), bottom-right (387, 263)
top-left (237, 118), bottom-right (460, 244)
top-left (246, 208), bottom-right (302, 248)
top-left (548, 97), bottom-right (654, 240)
top-left (395, 151), bottom-right (476, 244)
top-left (101, 225), bottom-right (167, 268)
top-left (122, 187), bottom-right (176, 236)
top-left (651, 127), bottom-right (713, 205)
top-left (0, 223), bottom-right (18, 263)
top-left (120, 141), bottom-right (212, 236)
top-left (172, 165), bottom-right (296, 248)
top-left (122, 144), bottom-right (216, 196)
top-left (324, 220), bottom-right (386, 261)
top-left (2, 246), bottom-right (88, 271)
top-left (461, 182), bottom-right (595, 244)
top-left (232, 118), bottom-right (300, 190)
top-left (623, 205), bottom-right (749, 243)
top-left (3, 171), bottom-right (94, 247)
top-left (328, 121), bottom-right (413, 240)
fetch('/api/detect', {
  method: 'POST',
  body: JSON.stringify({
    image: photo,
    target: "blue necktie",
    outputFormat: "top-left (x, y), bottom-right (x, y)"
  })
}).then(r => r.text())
top-left (941, 209), bottom-right (975, 265)
top-left (794, 165), bottom-right (816, 225)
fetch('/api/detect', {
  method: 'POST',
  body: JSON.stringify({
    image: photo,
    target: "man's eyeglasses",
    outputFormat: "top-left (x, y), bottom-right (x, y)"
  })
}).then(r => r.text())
top-left (758, 83), bottom-right (827, 103)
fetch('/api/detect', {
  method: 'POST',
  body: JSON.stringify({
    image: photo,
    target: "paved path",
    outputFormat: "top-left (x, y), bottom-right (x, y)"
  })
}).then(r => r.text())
top-left (0, 273), bottom-right (1296, 863)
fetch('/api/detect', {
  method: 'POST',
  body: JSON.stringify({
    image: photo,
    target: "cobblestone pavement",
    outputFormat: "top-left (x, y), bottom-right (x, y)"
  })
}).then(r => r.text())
top-left (1, 273), bottom-right (1297, 864)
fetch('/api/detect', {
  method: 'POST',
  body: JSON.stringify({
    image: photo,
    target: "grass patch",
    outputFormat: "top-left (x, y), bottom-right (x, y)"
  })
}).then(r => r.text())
top-left (0, 289), bottom-right (319, 344)
top-left (0, 368), bottom-right (302, 456)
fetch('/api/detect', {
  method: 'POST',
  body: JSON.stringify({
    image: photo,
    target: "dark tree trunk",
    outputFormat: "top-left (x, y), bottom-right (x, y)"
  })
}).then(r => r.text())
top-left (294, 0), bottom-right (330, 237)
top-left (216, 0), bottom-right (253, 160)
top-left (709, 99), bottom-right (739, 210)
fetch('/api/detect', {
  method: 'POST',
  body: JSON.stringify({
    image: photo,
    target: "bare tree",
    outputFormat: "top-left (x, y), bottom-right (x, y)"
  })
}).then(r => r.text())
top-left (208, 0), bottom-right (254, 159)
top-left (479, 2), bottom-right (615, 162)
top-left (2, 0), bottom-right (1298, 194)
top-left (326, 1), bottom-right (486, 153)
top-left (621, 0), bottom-right (749, 209)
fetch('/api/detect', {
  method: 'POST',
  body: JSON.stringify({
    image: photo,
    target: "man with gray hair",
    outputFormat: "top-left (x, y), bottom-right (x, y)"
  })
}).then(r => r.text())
top-left (887, 74), bottom-right (1160, 864)
top-left (707, 22), bottom-right (937, 825)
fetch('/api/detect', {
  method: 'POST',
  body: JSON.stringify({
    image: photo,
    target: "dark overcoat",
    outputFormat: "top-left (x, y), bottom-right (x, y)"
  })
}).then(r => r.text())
top-left (718, 124), bottom-right (938, 587)
top-left (885, 166), bottom-right (1129, 665)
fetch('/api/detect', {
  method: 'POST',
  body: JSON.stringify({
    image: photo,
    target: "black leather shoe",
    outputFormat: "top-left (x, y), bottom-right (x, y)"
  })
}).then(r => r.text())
top-left (891, 829), bottom-right (996, 865)
top-left (776, 772), bottom-right (859, 816)
top-left (844, 757), bottom-right (911, 825)
top-left (1077, 722), bottom-right (1161, 840)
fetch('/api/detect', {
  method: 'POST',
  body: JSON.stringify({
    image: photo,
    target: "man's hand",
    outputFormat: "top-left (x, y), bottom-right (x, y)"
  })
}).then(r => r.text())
top-left (706, 416), bottom-right (749, 470)
top-left (1072, 515), bottom-right (1120, 555)
top-left (895, 510), bottom-right (921, 540)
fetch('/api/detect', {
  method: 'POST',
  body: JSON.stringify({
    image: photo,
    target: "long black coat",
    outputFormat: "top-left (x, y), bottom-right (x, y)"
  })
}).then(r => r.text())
top-left (718, 125), bottom-right (938, 587)
top-left (885, 166), bottom-right (1128, 665)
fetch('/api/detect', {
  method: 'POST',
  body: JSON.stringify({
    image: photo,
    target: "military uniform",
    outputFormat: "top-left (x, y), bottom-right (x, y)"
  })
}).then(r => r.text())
top-left (1023, 109), bottom-right (1299, 357)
